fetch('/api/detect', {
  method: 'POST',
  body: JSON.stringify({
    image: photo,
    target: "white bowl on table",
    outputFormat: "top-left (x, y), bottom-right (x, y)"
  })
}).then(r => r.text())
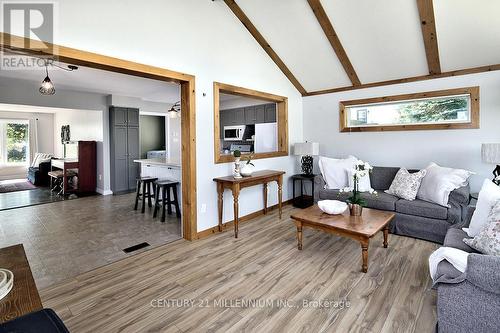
top-left (318, 200), bottom-right (348, 215)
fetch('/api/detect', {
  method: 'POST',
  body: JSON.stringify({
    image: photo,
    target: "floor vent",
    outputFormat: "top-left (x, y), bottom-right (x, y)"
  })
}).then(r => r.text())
top-left (123, 242), bottom-right (150, 253)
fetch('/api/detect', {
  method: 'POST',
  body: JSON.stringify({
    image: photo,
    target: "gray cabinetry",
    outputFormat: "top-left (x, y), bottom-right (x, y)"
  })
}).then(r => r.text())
top-left (264, 104), bottom-right (276, 123)
top-left (110, 106), bottom-right (140, 193)
top-left (220, 103), bottom-right (276, 128)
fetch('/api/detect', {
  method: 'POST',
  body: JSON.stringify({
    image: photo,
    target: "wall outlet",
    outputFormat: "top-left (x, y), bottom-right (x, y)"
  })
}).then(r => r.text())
top-left (98, 174), bottom-right (102, 181)
top-left (201, 203), bottom-right (207, 213)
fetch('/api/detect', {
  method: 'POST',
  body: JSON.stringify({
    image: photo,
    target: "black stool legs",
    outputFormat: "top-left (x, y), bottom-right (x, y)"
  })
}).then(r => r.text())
top-left (134, 177), bottom-right (158, 213)
top-left (153, 180), bottom-right (181, 222)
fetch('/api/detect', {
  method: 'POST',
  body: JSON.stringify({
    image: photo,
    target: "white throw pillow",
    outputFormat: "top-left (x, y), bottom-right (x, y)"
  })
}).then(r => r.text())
top-left (385, 168), bottom-right (427, 201)
top-left (468, 179), bottom-right (500, 237)
top-left (31, 153), bottom-right (52, 168)
top-left (318, 155), bottom-right (357, 190)
top-left (417, 162), bottom-right (473, 207)
top-left (348, 169), bottom-right (372, 192)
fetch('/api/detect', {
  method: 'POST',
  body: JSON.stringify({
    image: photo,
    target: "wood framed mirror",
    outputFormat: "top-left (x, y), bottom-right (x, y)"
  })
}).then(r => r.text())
top-left (213, 82), bottom-right (288, 164)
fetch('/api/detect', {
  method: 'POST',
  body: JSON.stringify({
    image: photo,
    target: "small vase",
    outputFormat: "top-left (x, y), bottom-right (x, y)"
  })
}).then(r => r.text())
top-left (233, 157), bottom-right (242, 178)
top-left (349, 203), bottom-right (363, 216)
top-left (240, 164), bottom-right (254, 177)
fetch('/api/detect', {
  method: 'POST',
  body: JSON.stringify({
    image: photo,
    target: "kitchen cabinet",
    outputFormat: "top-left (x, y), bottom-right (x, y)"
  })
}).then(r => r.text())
top-left (110, 106), bottom-right (140, 193)
top-left (254, 105), bottom-right (266, 123)
top-left (244, 107), bottom-right (256, 124)
top-left (221, 103), bottom-right (276, 127)
top-left (265, 104), bottom-right (277, 123)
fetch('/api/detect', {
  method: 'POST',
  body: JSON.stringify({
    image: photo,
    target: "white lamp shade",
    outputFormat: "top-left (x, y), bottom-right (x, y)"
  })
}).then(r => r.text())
top-left (482, 143), bottom-right (500, 164)
top-left (294, 142), bottom-right (319, 156)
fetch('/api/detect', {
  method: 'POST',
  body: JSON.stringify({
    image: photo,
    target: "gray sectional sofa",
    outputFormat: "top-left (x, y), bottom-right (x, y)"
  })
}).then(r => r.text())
top-left (434, 206), bottom-right (500, 333)
top-left (313, 166), bottom-right (471, 244)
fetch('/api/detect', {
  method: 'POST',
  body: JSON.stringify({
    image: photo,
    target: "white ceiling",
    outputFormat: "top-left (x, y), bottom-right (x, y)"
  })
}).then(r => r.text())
top-left (434, 0), bottom-right (500, 71)
top-left (235, 0), bottom-right (500, 92)
top-left (238, 0), bottom-right (351, 91)
top-left (0, 54), bottom-right (180, 103)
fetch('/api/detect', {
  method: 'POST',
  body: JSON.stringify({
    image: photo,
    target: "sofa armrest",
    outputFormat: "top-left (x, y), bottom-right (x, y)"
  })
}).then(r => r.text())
top-left (38, 160), bottom-right (51, 173)
top-left (447, 184), bottom-right (471, 226)
top-left (466, 254), bottom-right (500, 295)
top-left (313, 175), bottom-right (325, 202)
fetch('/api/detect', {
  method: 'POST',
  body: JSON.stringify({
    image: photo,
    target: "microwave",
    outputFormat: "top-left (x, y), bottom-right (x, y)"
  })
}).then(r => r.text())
top-left (223, 125), bottom-right (246, 141)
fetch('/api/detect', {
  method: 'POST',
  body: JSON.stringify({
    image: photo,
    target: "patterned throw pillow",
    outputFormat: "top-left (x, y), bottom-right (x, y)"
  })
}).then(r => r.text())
top-left (385, 168), bottom-right (427, 201)
top-left (464, 200), bottom-right (500, 256)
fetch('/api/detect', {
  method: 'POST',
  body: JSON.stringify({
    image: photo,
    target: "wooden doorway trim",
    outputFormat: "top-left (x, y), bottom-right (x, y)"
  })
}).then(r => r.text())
top-left (0, 33), bottom-right (197, 240)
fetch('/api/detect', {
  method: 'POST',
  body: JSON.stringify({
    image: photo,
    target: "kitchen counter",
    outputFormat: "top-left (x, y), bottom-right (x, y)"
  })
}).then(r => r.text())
top-left (133, 158), bottom-right (181, 168)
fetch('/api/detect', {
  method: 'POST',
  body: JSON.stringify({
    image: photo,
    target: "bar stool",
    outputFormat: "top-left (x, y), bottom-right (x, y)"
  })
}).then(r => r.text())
top-left (48, 170), bottom-right (76, 196)
top-left (134, 177), bottom-right (158, 213)
top-left (153, 179), bottom-right (181, 222)
top-left (48, 170), bottom-right (64, 195)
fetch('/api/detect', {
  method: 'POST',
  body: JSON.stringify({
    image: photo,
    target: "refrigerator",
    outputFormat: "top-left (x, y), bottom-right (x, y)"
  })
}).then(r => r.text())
top-left (254, 122), bottom-right (278, 153)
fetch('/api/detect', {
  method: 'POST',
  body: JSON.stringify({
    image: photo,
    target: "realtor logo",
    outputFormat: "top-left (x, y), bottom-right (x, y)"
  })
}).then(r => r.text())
top-left (1, 1), bottom-right (58, 69)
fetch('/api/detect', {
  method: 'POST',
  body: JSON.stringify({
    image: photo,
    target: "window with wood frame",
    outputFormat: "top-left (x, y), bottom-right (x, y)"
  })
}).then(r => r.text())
top-left (213, 82), bottom-right (288, 164)
top-left (339, 87), bottom-right (479, 132)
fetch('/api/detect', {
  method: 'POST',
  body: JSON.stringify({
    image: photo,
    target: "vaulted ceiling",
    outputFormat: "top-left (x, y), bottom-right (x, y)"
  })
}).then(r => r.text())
top-left (225, 0), bottom-right (500, 96)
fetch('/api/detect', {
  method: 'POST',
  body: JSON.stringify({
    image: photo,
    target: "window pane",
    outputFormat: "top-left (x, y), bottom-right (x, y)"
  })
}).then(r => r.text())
top-left (346, 94), bottom-right (471, 127)
top-left (6, 123), bottom-right (28, 163)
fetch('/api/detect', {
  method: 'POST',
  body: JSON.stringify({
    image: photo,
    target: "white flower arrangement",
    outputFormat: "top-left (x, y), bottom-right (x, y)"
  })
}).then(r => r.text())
top-left (339, 159), bottom-right (376, 206)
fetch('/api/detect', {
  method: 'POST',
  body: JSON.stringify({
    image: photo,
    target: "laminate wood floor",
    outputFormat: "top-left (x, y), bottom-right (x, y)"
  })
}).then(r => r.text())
top-left (40, 205), bottom-right (438, 333)
top-left (0, 193), bottom-right (181, 289)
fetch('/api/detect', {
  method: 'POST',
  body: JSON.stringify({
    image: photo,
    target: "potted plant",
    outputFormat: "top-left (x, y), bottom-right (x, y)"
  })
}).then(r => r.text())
top-left (340, 160), bottom-right (377, 216)
top-left (233, 150), bottom-right (242, 178)
top-left (240, 153), bottom-right (255, 177)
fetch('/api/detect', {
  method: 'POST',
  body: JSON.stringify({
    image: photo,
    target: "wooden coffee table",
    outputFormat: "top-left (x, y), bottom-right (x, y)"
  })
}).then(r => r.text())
top-left (291, 205), bottom-right (395, 273)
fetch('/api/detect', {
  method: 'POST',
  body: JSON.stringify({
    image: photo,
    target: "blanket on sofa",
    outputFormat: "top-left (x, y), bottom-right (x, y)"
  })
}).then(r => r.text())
top-left (429, 246), bottom-right (469, 281)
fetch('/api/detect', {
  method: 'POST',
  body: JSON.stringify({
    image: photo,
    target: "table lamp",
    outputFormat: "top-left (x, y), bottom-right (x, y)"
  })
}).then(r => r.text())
top-left (481, 143), bottom-right (500, 185)
top-left (294, 142), bottom-right (319, 176)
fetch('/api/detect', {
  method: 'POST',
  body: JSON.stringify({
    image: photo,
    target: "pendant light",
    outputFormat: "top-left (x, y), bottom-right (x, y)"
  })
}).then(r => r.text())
top-left (39, 64), bottom-right (55, 95)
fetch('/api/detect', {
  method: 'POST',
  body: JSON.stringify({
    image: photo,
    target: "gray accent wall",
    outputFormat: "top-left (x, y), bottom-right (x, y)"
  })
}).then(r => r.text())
top-left (140, 115), bottom-right (165, 158)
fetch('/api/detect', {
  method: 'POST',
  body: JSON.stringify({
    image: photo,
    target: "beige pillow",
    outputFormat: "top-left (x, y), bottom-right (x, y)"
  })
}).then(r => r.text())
top-left (385, 168), bottom-right (427, 201)
top-left (464, 200), bottom-right (500, 256)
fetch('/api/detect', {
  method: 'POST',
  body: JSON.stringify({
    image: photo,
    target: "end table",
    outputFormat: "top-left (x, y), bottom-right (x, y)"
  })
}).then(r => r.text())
top-left (291, 174), bottom-right (316, 208)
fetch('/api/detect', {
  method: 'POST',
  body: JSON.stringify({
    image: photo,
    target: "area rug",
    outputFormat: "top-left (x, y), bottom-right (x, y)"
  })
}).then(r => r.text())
top-left (0, 181), bottom-right (37, 193)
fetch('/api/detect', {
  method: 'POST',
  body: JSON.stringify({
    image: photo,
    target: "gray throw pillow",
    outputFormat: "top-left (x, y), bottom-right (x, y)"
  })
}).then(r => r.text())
top-left (464, 200), bottom-right (500, 256)
top-left (385, 168), bottom-right (427, 201)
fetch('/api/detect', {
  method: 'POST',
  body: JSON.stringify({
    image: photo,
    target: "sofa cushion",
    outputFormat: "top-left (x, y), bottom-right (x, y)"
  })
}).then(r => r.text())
top-left (370, 167), bottom-right (399, 191)
top-left (444, 228), bottom-right (478, 253)
top-left (319, 189), bottom-right (398, 211)
top-left (396, 198), bottom-right (448, 220)
top-left (361, 192), bottom-right (398, 211)
top-left (370, 166), bottom-right (419, 191)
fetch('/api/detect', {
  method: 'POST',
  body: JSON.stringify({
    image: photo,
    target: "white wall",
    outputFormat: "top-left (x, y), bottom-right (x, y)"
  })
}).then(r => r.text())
top-left (53, 109), bottom-right (104, 191)
top-left (36, 0), bottom-right (304, 232)
top-left (303, 71), bottom-right (500, 192)
top-left (0, 110), bottom-right (54, 180)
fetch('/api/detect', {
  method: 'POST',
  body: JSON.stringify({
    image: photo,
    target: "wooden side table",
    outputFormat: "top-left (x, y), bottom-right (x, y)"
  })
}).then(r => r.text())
top-left (213, 170), bottom-right (285, 238)
top-left (291, 174), bottom-right (316, 208)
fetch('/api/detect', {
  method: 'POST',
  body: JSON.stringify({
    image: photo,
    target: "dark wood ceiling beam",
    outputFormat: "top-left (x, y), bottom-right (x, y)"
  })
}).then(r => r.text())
top-left (304, 63), bottom-right (500, 96)
top-left (223, 0), bottom-right (307, 95)
top-left (417, 0), bottom-right (441, 74)
top-left (307, 0), bottom-right (361, 86)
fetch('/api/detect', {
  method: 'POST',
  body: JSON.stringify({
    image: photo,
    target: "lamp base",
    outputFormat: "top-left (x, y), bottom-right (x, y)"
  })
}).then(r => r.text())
top-left (493, 164), bottom-right (500, 185)
top-left (301, 155), bottom-right (313, 176)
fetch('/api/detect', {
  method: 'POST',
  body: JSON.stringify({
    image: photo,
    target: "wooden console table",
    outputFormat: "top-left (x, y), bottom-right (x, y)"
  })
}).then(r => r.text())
top-left (0, 244), bottom-right (42, 323)
top-left (213, 170), bottom-right (285, 238)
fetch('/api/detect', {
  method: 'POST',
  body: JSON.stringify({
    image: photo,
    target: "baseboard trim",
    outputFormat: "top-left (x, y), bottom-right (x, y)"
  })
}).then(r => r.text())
top-left (196, 199), bottom-right (292, 240)
top-left (96, 188), bottom-right (113, 195)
